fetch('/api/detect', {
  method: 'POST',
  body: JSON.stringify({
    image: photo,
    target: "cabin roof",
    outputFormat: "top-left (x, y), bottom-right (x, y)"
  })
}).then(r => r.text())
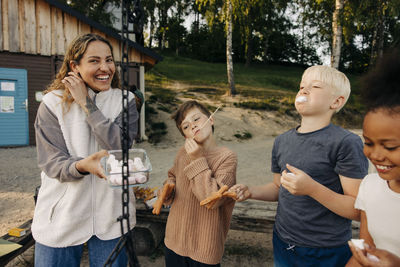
top-left (44, 0), bottom-right (162, 63)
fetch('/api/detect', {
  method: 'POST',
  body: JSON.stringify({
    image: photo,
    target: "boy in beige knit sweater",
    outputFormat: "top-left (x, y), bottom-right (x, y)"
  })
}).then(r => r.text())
top-left (160, 100), bottom-right (237, 267)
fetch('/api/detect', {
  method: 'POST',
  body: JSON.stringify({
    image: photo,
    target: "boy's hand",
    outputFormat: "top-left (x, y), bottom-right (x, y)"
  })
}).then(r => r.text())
top-left (229, 184), bottom-right (251, 202)
top-left (280, 164), bottom-right (317, 196)
top-left (184, 138), bottom-right (203, 160)
top-left (76, 150), bottom-right (108, 179)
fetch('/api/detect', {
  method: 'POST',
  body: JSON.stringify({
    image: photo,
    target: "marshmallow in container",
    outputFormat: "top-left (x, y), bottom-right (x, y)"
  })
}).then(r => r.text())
top-left (107, 154), bottom-right (147, 185)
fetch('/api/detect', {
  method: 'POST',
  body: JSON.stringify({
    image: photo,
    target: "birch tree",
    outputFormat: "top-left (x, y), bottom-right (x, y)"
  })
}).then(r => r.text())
top-left (331, 0), bottom-right (343, 69)
top-left (225, 0), bottom-right (236, 95)
top-left (197, 0), bottom-right (236, 96)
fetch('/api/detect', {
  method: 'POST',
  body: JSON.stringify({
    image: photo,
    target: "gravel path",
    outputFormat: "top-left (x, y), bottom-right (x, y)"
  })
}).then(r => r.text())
top-left (0, 137), bottom-right (276, 267)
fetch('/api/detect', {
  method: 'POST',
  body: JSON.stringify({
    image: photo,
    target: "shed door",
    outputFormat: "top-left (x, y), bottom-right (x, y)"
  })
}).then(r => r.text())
top-left (0, 68), bottom-right (29, 146)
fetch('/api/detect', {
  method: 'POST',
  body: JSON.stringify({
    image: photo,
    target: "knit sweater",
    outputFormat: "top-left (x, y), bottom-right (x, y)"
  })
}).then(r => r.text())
top-left (164, 146), bottom-right (237, 265)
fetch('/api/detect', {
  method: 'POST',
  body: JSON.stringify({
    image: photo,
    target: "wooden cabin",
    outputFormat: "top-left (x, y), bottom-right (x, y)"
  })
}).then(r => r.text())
top-left (0, 0), bottom-right (162, 146)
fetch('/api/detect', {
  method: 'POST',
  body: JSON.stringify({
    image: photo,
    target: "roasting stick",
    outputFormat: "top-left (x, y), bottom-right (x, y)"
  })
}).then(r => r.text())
top-left (198, 105), bottom-right (221, 131)
top-left (152, 183), bottom-right (175, 215)
top-left (200, 185), bottom-right (238, 209)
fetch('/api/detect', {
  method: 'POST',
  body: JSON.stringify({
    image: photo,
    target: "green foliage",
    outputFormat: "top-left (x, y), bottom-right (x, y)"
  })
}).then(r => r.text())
top-left (146, 121), bottom-right (168, 144)
top-left (150, 122), bottom-right (167, 130)
top-left (59, 0), bottom-right (121, 28)
top-left (184, 23), bottom-right (227, 62)
top-left (233, 131), bottom-right (253, 140)
top-left (147, 54), bottom-right (305, 91)
top-left (146, 86), bottom-right (177, 104)
top-left (234, 101), bottom-right (279, 111)
top-left (146, 53), bottom-right (365, 128)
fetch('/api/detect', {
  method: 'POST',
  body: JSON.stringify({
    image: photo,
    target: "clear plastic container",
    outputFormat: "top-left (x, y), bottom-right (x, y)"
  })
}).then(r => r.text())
top-left (102, 148), bottom-right (152, 187)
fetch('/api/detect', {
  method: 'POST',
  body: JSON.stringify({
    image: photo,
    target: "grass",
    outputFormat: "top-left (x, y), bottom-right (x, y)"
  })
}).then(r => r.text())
top-left (147, 55), bottom-right (305, 92)
top-left (145, 54), bottom-right (365, 128)
top-left (233, 131), bottom-right (253, 140)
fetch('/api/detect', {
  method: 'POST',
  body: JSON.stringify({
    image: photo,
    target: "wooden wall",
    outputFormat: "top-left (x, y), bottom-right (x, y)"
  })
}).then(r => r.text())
top-left (0, 52), bottom-right (53, 145)
top-left (0, 0), bottom-right (156, 66)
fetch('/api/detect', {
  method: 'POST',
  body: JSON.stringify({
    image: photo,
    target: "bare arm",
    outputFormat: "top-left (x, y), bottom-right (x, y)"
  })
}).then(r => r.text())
top-left (281, 164), bottom-right (361, 220)
top-left (347, 211), bottom-right (380, 266)
top-left (359, 210), bottom-right (375, 247)
top-left (230, 173), bottom-right (280, 202)
top-left (249, 173), bottom-right (280, 201)
top-left (308, 175), bottom-right (362, 220)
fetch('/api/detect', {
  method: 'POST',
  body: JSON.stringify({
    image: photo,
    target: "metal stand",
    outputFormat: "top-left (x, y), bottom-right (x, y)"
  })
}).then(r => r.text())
top-left (104, 1), bottom-right (143, 266)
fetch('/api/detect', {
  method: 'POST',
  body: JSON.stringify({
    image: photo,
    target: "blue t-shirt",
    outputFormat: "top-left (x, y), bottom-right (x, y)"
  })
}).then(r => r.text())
top-left (271, 124), bottom-right (368, 247)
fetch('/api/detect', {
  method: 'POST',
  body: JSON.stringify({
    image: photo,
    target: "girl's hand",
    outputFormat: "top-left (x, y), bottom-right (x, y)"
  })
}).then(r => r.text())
top-left (349, 241), bottom-right (400, 267)
top-left (280, 164), bottom-right (317, 196)
top-left (76, 150), bottom-right (108, 179)
top-left (229, 184), bottom-right (251, 202)
top-left (365, 247), bottom-right (400, 267)
top-left (62, 72), bottom-right (88, 108)
top-left (184, 138), bottom-right (203, 160)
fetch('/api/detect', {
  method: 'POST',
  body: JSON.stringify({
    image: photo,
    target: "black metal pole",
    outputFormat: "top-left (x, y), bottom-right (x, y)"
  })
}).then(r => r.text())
top-left (104, 1), bottom-right (140, 266)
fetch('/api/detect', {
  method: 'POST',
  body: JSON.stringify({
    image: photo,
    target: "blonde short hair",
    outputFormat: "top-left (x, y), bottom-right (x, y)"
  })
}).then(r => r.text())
top-left (302, 65), bottom-right (350, 112)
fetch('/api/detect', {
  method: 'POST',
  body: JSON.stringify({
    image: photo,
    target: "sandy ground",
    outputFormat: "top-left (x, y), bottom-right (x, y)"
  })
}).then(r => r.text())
top-left (0, 101), bottom-right (368, 266)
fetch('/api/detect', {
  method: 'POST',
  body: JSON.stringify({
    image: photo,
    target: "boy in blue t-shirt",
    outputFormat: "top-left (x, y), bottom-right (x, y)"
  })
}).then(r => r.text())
top-left (230, 65), bottom-right (369, 266)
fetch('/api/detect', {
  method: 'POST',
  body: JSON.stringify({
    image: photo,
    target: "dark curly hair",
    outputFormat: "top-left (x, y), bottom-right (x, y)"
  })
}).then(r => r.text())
top-left (361, 48), bottom-right (400, 114)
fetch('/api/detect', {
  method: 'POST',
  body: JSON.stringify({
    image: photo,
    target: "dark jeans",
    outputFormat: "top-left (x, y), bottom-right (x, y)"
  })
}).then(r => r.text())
top-left (273, 231), bottom-right (351, 267)
top-left (165, 246), bottom-right (221, 267)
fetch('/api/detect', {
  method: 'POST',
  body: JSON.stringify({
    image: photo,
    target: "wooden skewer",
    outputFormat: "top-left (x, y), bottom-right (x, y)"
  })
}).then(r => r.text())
top-left (198, 105), bottom-right (221, 131)
top-left (222, 191), bottom-right (238, 200)
top-left (200, 185), bottom-right (238, 209)
top-left (200, 185), bottom-right (228, 207)
top-left (152, 183), bottom-right (175, 215)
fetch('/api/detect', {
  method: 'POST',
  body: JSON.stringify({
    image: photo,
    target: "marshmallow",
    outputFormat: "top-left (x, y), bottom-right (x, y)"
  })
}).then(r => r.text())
top-left (367, 254), bottom-right (380, 262)
top-left (351, 239), bottom-right (365, 250)
top-left (350, 239), bottom-right (380, 262)
top-left (106, 156), bottom-right (148, 185)
top-left (295, 96), bottom-right (307, 103)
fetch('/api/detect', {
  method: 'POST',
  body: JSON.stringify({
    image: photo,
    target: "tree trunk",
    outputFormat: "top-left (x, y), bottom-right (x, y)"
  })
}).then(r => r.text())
top-left (149, 22), bottom-right (154, 48)
top-left (369, 0), bottom-right (386, 65)
top-left (245, 28), bottom-right (253, 67)
top-left (226, 0), bottom-right (236, 96)
top-left (263, 31), bottom-right (270, 62)
top-left (377, 0), bottom-right (386, 61)
top-left (370, 24), bottom-right (378, 65)
top-left (331, 0), bottom-right (343, 69)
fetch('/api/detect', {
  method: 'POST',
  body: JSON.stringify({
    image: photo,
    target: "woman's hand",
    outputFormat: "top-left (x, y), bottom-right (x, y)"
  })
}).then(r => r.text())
top-left (280, 164), bottom-right (317, 196)
top-left (184, 138), bottom-right (203, 160)
top-left (76, 150), bottom-right (108, 179)
top-left (229, 184), bottom-right (251, 202)
top-left (62, 72), bottom-right (88, 108)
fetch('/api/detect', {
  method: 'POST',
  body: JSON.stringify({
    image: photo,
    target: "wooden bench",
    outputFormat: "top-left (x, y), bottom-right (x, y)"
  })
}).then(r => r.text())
top-left (0, 200), bottom-right (360, 262)
top-left (135, 200), bottom-right (360, 254)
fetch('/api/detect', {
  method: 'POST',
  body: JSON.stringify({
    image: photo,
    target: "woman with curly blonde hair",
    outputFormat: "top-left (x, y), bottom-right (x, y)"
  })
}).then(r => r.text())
top-left (45, 33), bottom-right (120, 110)
top-left (32, 33), bottom-right (139, 267)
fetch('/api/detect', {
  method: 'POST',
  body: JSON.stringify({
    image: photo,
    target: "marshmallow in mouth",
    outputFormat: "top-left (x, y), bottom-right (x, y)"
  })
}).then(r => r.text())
top-left (295, 96), bottom-right (307, 103)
